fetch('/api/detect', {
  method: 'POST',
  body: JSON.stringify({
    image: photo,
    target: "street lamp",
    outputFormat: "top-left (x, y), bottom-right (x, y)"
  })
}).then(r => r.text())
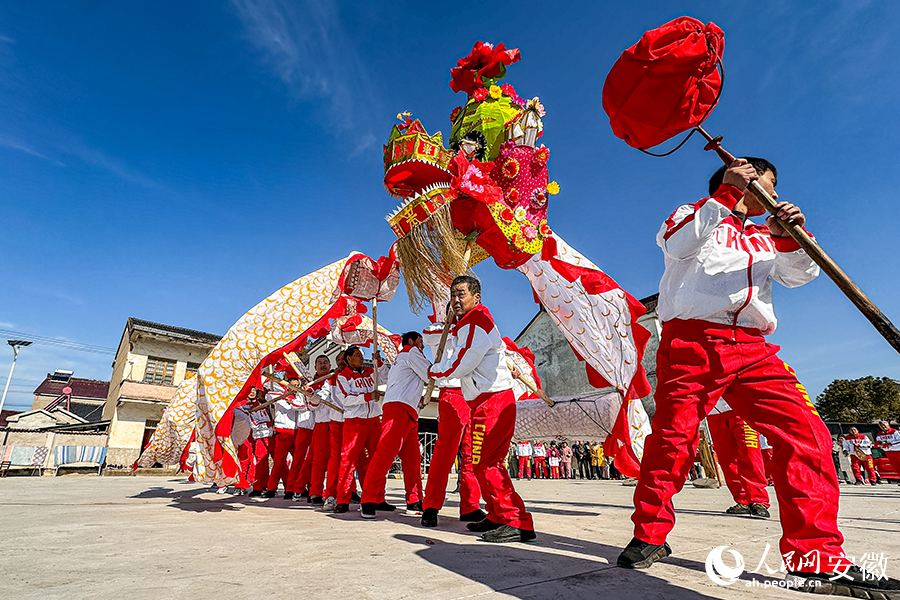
top-left (0, 340), bottom-right (33, 417)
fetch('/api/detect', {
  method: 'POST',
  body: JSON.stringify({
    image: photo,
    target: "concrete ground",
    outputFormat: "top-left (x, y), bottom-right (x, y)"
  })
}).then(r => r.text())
top-left (0, 475), bottom-right (898, 600)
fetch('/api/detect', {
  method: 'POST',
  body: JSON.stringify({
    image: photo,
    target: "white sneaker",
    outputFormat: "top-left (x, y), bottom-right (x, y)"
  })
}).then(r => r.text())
top-left (322, 496), bottom-right (336, 511)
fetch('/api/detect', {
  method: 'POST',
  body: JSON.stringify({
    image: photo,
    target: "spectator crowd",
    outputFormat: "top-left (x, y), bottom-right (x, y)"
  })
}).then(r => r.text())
top-left (506, 440), bottom-right (625, 480)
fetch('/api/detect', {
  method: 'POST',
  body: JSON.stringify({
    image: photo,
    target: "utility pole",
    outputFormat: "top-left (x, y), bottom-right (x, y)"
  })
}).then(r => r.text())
top-left (0, 340), bottom-right (33, 416)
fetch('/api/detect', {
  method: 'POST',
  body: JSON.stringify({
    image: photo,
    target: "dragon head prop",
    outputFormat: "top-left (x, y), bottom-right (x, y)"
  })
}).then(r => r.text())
top-left (384, 42), bottom-right (559, 311)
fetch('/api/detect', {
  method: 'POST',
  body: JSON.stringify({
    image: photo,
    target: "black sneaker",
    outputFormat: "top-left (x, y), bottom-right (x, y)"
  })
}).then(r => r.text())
top-left (726, 503), bottom-right (751, 516)
top-left (617, 538), bottom-right (673, 569)
top-left (299, 488), bottom-right (310, 498)
top-left (460, 509), bottom-right (487, 522)
top-left (361, 503), bottom-right (377, 519)
top-left (263, 490), bottom-right (276, 499)
top-left (481, 524), bottom-right (536, 543)
top-left (421, 508), bottom-right (438, 527)
top-left (310, 495), bottom-right (324, 506)
top-left (466, 518), bottom-right (503, 533)
top-left (283, 491), bottom-right (294, 500)
top-left (786, 565), bottom-right (900, 597)
top-left (406, 501), bottom-right (423, 515)
top-left (334, 503), bottom-right (349, 514)
top-left (374, 501), bottom-right (396, 511)
top-left (748, 503), bottom-right (770, 519)
top-left (350, 492), bottom-right (361, 503)
top-left (248, 490), bottom-right (263, 498)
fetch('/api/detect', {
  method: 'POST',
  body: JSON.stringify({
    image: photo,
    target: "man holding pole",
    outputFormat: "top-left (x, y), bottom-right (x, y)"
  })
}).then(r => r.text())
top-left (333, 345), bottom-right (389, 514)
top-left (428, 275), bottom-right (535, 543)
top-left (421, 320), bottom-right (485, 527)
top-left (361, 331), bottom-right (430, 518)
top-left (618, 158), bottom-right (900, 596)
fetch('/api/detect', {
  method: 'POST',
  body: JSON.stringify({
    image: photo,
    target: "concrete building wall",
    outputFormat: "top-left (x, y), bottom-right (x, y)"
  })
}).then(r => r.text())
top-left (106, 401), bottom-right (167, 467)
top-left (515, 311), bottom-right (611, 398)
top-left (515, 306), bottom-right (662, 418)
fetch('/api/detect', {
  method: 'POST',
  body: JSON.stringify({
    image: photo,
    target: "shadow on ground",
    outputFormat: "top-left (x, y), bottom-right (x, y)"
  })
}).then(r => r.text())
top-left (394, 530), bottom-right (725, 600)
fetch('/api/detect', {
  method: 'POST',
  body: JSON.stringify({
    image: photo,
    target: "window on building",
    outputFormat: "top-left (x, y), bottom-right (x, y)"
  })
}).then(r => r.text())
top-left (185, 362), bottom-right (201, 380)
top-left (143, 357), bottom-right (176, 385)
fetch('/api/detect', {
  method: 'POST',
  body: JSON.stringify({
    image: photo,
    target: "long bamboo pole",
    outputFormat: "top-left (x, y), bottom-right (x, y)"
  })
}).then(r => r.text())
top-left (372, 297), bottom-right (380, 393)
top-left (254, 372), bottom-right (344, 413)
top-left (508, 360), bottom-right (554, 407)
top-left (696, 126), bottom-right (900, 354)
top-left (421, 240), bottom-right (475, 408)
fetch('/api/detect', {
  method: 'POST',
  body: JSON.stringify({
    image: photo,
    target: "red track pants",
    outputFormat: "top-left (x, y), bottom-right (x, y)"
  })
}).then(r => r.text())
top-left (550, 465), bottom-right (560, 479)
top-left (362, 402), bottom-right (423, 505)
top-left (517, 456), bottom-right (531, 479)
top-left (267, 429), bottom-right (300, 492)
top-left (423, 387), bottom-right (482, 515)
top-left (469, 389), bottom-right (533, 531)
top-left (632, 320), bottom-right (846, 572)
top-left (286, 428), bottom-right (313, 493)
top-left (850, 454), bottom-right (877, 483)
top-left (533, 457), bottom-right (548, 478)
top-left (707, 411), bottom-right (770, 506)
top-left (251, 437), bottom-right (270, 491)
top-left (309, 422), bottom-right (331, 498)
top-left (237, 439), bottom-right (254, 490)
top-left (884, 451), bottom-right (900, 479)
top-left (336, 417), bottom-right (380, 505)
top-left (325, 421), bottom-right (343, 499)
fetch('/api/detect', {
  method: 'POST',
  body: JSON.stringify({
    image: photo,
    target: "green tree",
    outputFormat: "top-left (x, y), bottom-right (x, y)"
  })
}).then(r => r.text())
top-left (815, 376), bottom-right (900, 422)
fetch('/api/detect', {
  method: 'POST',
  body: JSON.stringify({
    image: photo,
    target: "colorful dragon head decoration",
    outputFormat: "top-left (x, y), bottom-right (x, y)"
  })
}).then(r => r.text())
top-left (384, 42), bottom-right (560, 310)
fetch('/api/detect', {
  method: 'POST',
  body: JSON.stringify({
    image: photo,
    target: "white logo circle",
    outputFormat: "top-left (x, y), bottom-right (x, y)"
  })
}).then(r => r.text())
top-left (705, 546), bottom-right (745, 586)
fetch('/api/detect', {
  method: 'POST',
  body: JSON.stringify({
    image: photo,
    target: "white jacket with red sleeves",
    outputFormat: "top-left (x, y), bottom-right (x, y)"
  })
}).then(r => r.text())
top-left (657, 184), bottom-right (820, 335)
top-left (334, 364), bottom-right (390, 420)
top-left (428, 305), bottom-right (514, 401)
top-left (382, 345), bottom-right (431, 413)
top-left (308, 379), bottom-right (332, 425)
top-left (422, 324), bottom-right (461, 389)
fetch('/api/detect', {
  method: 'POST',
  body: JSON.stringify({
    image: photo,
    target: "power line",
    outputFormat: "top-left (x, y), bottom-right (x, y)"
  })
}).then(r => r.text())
top-left (0, 329), bottom-right (116, 355)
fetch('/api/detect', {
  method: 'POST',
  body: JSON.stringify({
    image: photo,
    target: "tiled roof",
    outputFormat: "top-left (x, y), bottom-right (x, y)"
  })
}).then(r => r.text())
top-left (128, 317), bottom-right (222, 343)
top-left (0, 409), bottom-right (20, 427)
top-left (33, 376), bottom-right (109, 400)
top-left (639, 293), bottom-right (659, 313)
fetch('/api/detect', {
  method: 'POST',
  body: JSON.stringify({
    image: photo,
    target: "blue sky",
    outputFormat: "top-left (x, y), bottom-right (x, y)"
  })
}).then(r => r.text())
top-left (2, 1), bottom-right (899, 412)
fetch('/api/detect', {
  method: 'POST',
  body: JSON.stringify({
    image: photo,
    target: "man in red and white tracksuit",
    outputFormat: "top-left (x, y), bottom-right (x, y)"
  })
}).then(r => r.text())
top-left (361, 332), bottom-right (430, 518)
top-left (287, 378), bottom-right (316, 499)
top-left (875, 420), bottom-right (900, 481)
top-left (706, 399), bottom-right (770, 517)
top-left (306, 355), bottom-right (334, 506)
top-left (618, 158), bottom-right (899, 594)
top-left (532, 441), bottom-right (548, 479)
top-left (428, 275), bottom-right (534, 543)
top-left (333, 346), bottom-right (389, 513)
top-left (265, 376), bottom-right (308, 499)
top-left (244, 388), bottom-right (274, 497)
top-left (515, 440), bottom-right (533, 480)
top-left (842, 427), bottom-right (878, 485)
top-left (322, 351), bottom-right (347, 511)
top-left (421, 321), bottom-right (485, 527)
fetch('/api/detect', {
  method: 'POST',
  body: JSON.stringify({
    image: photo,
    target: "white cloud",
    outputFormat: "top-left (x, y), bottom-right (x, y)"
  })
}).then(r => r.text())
top-left (230, 0), bottom-right (379, 151)
top-left (0, 135), bottom-right (65, 166)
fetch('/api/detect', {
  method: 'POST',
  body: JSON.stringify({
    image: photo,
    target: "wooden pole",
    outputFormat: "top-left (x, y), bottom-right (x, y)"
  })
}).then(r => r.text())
top-left (255, 372), bottom-right (344, 413)
top-left (372, 297), bottom-right (380, 393)
top-left (508, 361), bottom-right (554, 407)
top-left (421, 240), bottom-right (475, 408)
top-left (696, 126), bottom-right (900, 355)
top-left (304, 371), bottom-right (334, 390)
